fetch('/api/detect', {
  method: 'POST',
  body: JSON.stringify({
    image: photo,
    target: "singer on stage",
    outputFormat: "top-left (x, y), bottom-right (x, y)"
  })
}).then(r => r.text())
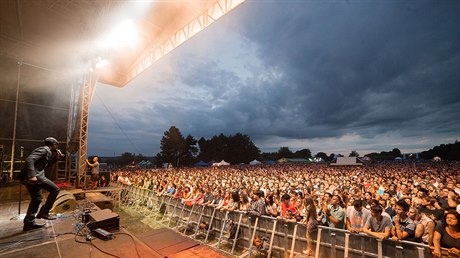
top-left (20, 137), bottom-right (63, 231)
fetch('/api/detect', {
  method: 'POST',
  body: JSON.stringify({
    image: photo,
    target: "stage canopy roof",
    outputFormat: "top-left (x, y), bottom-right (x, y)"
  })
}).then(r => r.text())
top-left (0, 0), bottom-right (245, 87)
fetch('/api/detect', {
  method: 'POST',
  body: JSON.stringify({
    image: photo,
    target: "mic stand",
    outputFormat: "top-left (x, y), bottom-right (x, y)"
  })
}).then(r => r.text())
top-left (11, 146), bottom-right (24, 220)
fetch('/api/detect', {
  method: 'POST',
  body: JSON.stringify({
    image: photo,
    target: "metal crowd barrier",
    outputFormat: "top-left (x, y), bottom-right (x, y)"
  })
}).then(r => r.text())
top-left (112, 184), bottom-right (447, 258)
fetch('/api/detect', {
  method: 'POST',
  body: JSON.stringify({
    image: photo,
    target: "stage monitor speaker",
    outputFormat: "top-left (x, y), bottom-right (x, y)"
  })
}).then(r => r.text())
top-left (51, 190), bottom-right (77, 214)
top-left (88, 209), bottom-right (119, 231)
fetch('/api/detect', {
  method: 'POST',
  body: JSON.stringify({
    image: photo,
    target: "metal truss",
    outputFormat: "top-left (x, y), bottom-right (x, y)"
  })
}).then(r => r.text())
top-left (76, 70), bottom-right (98, 188)
top-left (127, 0), bottom-right (246, 84)
top-left (72, 0), bottom-right (246, 187)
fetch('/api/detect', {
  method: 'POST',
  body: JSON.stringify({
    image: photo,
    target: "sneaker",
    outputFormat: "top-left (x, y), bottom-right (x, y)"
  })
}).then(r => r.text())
top-left (23, 222), bottom-right (46, 231)
top-left (36, 213), bottom-right (56, 220)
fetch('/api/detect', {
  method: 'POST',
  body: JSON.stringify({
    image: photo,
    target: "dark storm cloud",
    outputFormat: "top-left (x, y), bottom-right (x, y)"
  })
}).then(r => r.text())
top-left (88, 0), bottom-right (460, 156)
top-left (218, 0), bottom-right (460, 141)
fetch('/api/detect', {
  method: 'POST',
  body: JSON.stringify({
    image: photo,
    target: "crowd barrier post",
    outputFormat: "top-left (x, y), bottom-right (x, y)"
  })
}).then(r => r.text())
top-left (243, 215), bottom-right (258, 257)
top-left (105, 182), bottom-right (115, 198)
top-left (416, 246), bottom-right (425, 258)
top-left (156, 193), bottom-right (164, 217)
top-left (145, 190), bottom-right (153, 209)
top-left (126, 185), bottom-right (134, 204)
top-left (129, 186), bottom-right (138, 207)
top-left (118, 182), bottom-right (125, 209)
top-left (204, 207), bottom-right (217, 243)
top-left (136, 187), bottom-right (144, 212)
top-left (289, 223), bottom-right (298, 258)
top-left (360, 236), bottom-right (365, 258)
top-left (217, 211), bottom-right (230, 249)
top-left (192, 205), bottom-right (206, 238)
top-left (107, 181), bottom-right (122, 208)
top-left (168, 198), bottom-right (181, 224)
top-left (120, 185), bottom-right (129, 205)
top-left (128, 186), bottom-right (137, 207)
top-left (134, 187), bottom-right (145, 211)
top-left (267, 219), bottom-right (277, 258)
top-left (142, 189), bottom-right (151, 213)
top-left (182, 203), bottom-right (196, 234)
top-left (118, 185), bottom-right (123, 208)
top-left (161, 197), bottom-right (179, 224)
top-left (344, 233), bottom-right (350, 258)
top-left (166, 197), bottom-right (179, 225)
top-left (160, 195), bottom-right (173, 223)
top-left (156, 193), bottom-right (164, 211)
top-left (146, 189), bottom-right (153, 211)
top-left (152, 194), bottom-right (166, 219)
top-left (314, 227), bottom-right (322, 258)
top-left (231, 212), bottom-right (244, 254)
top-left (282, 222), bottom-right (292, 258)
top-left (377, 239), bottom-right (383, 258)
top-left (117, 183), bottom-right (123, 202)
top-left (155, 194), bottom-right (169, 211)
top-left (137, 188), bottom-right (149, 213)
top-left (395, 242), bottom-right (404, 258)
top-left (174, 202), bottom-right (187, 229)
top-left (119, 184), bottom-right (127, 205)
top-left (176, 201), bottom-right (187, 224)
top-left (131, 186), bottom-right (138, 208)
top-left (331, 232), bottom-right (337, 258)
top-left (134, 188), bottom-right (145, 212)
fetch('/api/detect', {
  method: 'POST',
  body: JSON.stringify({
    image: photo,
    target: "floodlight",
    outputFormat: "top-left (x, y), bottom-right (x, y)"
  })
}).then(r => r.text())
top-left (96, 19), bottom-right (139, 51)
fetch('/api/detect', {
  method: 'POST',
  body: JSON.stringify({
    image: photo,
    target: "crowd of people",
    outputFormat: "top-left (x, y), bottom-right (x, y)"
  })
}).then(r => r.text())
top-left (110, 161), bottom-right (460, 256)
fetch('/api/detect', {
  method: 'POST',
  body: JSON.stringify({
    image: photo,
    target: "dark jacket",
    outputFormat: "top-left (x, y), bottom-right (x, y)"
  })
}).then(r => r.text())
top-left (21, 146), bottom-right (57, 183)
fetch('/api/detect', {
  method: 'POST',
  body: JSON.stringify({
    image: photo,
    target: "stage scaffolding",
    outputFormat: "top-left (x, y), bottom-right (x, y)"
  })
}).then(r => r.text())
top-left (0, 58), bottom-right (77, 181)
top-left (0, 0), bottom-right (246, 186)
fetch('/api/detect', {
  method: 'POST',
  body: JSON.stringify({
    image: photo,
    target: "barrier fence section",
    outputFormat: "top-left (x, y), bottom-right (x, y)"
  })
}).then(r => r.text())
top-left (111, 183), bottom-right (449, 258)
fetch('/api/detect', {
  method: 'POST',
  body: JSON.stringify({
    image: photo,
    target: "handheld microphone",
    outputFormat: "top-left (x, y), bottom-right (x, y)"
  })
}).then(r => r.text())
top-left (56, 149), bottom-right (64, 159)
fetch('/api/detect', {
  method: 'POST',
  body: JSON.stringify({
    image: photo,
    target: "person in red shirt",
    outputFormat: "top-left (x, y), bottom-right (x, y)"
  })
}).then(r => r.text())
top-left (278, 193), bottom-right (297, 222)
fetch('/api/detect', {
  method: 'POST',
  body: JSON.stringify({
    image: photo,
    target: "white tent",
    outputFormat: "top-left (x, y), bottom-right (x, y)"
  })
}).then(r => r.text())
top-left (433, 156), bottom-right (441, 161)
top-left (330, 157), bottom-right (362, 166)
top-left (212, 160), bottom-right (230, 166)
top-left (249, 159), bottom-right (262, 165)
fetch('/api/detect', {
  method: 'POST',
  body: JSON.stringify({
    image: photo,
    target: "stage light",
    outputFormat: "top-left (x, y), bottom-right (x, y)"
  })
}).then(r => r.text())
top-left (95, 59), bottom-right (108, 69)
top-left (96, 19), bottom-right (139, 51)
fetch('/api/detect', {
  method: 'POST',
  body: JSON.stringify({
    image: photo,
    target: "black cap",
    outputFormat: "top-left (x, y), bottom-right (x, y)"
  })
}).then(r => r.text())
top-left (44, 137), bottom-right (59, 146)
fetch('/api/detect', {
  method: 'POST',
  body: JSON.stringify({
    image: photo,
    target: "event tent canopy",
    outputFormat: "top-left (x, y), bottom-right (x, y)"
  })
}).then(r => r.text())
top-left (212, 160), bottom-right (230, 166)
top-left (249, 159), bottom-right (262, 165)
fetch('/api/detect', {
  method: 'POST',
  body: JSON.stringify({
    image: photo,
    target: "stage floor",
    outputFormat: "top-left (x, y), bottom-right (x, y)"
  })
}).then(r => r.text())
top-left (0, 183), bottom-right (230, 258)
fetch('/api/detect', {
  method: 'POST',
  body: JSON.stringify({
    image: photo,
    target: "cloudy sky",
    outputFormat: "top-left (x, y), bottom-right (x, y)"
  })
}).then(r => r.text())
top-left (87, 0), bottom-right (460, 157)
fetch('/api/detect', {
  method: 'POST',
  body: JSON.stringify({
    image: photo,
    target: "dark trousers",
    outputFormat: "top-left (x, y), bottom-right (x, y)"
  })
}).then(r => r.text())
top-left (23, 178), bottom-right (60, 224)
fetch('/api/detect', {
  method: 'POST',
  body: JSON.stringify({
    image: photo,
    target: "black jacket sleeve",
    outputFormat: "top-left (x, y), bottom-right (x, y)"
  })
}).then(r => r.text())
top-left (25, 146), bottom-right (55, 179)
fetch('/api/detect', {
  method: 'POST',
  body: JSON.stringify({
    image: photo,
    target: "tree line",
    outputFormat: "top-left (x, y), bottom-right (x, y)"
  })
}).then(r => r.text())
top-left (101, 126), bottom-right (459, 167)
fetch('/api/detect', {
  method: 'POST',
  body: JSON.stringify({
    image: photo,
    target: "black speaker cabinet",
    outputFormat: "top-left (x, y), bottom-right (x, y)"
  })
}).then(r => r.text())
top-left (88, 209), bottom-right (119, 231)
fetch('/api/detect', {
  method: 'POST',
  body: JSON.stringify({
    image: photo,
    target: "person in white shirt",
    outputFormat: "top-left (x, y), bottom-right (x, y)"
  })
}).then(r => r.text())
top-left (346, 199), bottom-right (371, 233)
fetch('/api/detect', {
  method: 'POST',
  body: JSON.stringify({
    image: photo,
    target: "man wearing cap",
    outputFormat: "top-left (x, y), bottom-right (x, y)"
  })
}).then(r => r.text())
top-left (20, 137), bottom-right (63, 231)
